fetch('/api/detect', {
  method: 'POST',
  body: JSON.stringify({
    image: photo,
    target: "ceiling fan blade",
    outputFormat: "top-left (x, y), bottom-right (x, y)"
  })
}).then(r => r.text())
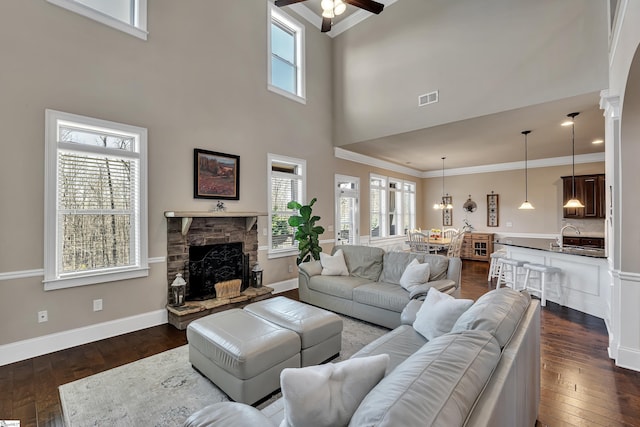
top-left (344, 0), bottom-right (384, 14)
top-left (274, 0), bottom-right (307, 7)
top-left (321, 17), bottom-right (332, 32)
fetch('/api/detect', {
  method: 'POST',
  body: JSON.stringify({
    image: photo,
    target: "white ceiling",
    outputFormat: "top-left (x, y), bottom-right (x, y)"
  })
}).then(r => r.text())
top-left (282, 0), bottom-right (607, 174)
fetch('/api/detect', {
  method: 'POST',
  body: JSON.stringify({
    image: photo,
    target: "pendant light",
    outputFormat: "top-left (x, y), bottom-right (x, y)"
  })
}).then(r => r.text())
top-left (562, 112), bottom-right (585, 208)
top-left (518, 130), bottom-right (535, 210)
top-left (433, 157), bottom-right (453, 210)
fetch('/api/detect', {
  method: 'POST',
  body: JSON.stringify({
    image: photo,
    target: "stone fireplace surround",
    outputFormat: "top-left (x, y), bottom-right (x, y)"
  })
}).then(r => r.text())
top-left (164, 211), bottom-right (272, 329)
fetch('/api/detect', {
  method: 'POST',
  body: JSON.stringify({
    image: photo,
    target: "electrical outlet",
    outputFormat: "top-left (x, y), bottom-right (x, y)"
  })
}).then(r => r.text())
top-left (328, 225), bottom-right (334, 232)
top-left (506, 221), bottom-right (513, 227)
top-left (93, 299), bottom-right (103, 312)
top-left (38, 310), bottom-right (48, 323)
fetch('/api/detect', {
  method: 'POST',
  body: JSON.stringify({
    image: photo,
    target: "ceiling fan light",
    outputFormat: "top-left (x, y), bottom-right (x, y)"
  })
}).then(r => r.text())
top-left (321, 0), bottom-right (334, 11)
top-left (564, 198), bottom-right (585, 208)
top-left (334, 0), bottom-right (347, 15)
top-left (519, 201), bottom-right (535, 210)
top-left (322, 8), bottom-right (334, 18)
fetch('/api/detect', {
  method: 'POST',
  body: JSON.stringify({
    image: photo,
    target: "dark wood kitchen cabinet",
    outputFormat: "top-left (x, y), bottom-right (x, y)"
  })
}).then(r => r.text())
top-left (562, 174), bottom-right (605, 219)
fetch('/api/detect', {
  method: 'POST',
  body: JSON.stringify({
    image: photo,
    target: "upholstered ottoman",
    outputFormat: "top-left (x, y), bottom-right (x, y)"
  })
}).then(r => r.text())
top-left (244, 296), bottom-right (343, 366)
top-left (187, 308), bottom-right (301, 405)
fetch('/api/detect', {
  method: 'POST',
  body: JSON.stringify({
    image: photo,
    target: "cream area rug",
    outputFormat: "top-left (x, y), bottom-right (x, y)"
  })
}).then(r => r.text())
top-left (58, 315), bottom-right (389, 427)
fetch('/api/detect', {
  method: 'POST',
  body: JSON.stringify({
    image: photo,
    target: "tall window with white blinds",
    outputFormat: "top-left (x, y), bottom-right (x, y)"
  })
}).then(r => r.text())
top-left (369, 174), bottom-right (416, 239)
top-left (44, 110), bottom-right (148, 290)
top-left (268, 154), bottom-right (306, 257)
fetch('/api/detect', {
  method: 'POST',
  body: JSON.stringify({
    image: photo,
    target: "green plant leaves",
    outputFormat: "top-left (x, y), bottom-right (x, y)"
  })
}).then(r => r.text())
top-left (288, 198), bottom-right (324, 265)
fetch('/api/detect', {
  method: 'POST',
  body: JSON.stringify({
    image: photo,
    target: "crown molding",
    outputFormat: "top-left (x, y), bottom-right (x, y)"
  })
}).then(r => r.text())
top-left (335, 147), bottom-right (604, 178)
top-left (334, 147), bottom-right (423, 177)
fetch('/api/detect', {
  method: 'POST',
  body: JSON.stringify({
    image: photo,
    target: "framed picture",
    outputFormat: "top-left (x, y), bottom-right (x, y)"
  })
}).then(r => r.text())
top-left (194, 149), bottom-right (240, 200)
top-left (487, 193), bottom-right (499, 227)
top-left (442, 195), bottom-right (453, 226)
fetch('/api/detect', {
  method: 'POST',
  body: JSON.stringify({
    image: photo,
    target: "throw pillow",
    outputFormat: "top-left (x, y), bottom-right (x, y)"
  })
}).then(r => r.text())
top-left (413, 287), bottom-right (474, 340)
top-left (320, 249), bottom-right (349, 276)
top-left (399, 258), bottom-right (431, 291)
top-left (279, 354), bottom-right (390, 427)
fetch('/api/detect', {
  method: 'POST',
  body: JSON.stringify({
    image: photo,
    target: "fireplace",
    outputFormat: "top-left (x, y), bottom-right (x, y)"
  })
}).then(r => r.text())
top-left (188, 242), bottom-right (250, 300)
top-left (164, 212), bottom-right (272, 329)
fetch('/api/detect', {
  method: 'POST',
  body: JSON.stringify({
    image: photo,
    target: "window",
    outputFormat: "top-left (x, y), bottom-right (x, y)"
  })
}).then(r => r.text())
top-left (44, 110), bottom-right (148, 290)
top-left (268, 3), bottom-right (306, 104)
top-left (268, 154), bottom-right (306, 257)
top-left (47, 0), bottom-right (148, 40)
top-left (369, 174), bottom-right (416, 239)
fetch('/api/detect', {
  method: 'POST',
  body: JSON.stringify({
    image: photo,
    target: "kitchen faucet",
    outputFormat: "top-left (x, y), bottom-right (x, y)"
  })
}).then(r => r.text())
top-left (559, 224), bottom-right (580, 249)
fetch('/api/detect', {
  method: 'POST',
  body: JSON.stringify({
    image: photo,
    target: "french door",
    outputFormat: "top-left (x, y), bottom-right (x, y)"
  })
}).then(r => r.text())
top-left (335, 175), bottom-right (360, 245)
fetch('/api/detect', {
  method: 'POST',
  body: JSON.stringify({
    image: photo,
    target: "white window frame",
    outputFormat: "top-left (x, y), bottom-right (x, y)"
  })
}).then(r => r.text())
top-left (44, 109), bottom-right (148, 290)
top-left (47, 0), bottom-right (148, 40)
top-left (369, 174), bottom-right (416, 240)
top-left (267, 3), bottom-right (306, 104)
top-left (268, 153), bottom-right (307, 259)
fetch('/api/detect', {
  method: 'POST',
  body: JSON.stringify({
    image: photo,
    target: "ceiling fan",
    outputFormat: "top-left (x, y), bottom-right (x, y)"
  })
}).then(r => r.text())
top-left (275, 0), bottom-right (385, 33)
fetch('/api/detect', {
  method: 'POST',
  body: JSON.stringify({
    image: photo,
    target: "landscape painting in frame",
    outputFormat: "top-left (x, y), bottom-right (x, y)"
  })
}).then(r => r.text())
top-left (194, 149), bottom-right (240, 200)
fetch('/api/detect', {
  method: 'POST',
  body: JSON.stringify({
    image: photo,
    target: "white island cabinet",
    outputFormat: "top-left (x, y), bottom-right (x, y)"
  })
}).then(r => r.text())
top-left (496, 238), bottom-right (610, 322)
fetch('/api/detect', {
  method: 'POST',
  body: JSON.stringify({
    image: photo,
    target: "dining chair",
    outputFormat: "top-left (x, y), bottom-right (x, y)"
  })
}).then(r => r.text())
top-left (446, 231), bottom-right (465, 258)
top-left (409, 231), bottom-right (430, 253)
top-left (442, 228), bottom-right (459, 240)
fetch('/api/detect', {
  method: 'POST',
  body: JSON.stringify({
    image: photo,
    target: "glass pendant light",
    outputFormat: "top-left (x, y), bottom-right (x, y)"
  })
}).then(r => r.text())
top-left (433, 157), bottom-right (452, 210)
top-left (563, 112), bottom-right (585, 208)
top-left (518, 130), bottom-right (535, 210)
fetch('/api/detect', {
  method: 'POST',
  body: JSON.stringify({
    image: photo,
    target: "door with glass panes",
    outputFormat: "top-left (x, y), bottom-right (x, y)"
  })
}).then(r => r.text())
top-left (335, 175), bottom-right (359, 245)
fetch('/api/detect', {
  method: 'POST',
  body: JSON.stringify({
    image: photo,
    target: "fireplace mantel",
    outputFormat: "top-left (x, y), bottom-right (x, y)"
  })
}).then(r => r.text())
top-left (164, 211), bottom-right (267, 235)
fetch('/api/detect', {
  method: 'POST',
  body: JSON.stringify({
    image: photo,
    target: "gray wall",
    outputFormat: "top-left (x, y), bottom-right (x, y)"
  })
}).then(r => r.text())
top-left (0, 0), bottom-right (335, 345)
top-left (332, 0), bottom-right (609, 145)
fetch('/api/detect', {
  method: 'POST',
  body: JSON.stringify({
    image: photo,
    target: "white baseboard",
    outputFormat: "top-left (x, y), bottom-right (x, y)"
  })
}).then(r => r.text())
top-left (0, 309), bottom-right (168, 367)
top-left (270, 278), bottom-right (299, 294)
top-left (616, 345), bottom-right (640, 372)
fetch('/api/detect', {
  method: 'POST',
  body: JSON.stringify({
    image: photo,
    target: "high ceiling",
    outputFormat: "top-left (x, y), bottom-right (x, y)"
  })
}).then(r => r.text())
top-left (281, 1), bottom-right (606, 174)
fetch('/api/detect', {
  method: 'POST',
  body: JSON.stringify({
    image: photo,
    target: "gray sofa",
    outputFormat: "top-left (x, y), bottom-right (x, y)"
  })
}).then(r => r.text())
top-left (184, 287), bottom-right (540, 427)
top-left (298, 245), bottom-right (462, 329)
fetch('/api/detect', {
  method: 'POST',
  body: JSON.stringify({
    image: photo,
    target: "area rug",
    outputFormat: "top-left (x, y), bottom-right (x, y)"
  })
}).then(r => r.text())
top-left (58, 315), bottom-right (389, 427)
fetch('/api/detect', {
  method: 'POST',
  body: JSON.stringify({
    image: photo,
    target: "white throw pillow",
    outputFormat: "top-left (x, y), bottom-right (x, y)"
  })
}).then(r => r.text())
top-left (413, 287), bottom-right (474, 340)
top-left (279, 354), bottom-right (390, 427)
top-left (399, 258), bottom-right (431, 291)
top-left (320, 249), bottom-right (349, 276)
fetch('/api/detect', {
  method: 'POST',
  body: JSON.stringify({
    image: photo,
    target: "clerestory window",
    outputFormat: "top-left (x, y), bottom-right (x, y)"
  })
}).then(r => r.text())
top-left (44, 109), bottom-right (148, 290)
top-left (268, 3), bottom-right (306, 103)
top-left (47, 0), bottom-right (148, 40)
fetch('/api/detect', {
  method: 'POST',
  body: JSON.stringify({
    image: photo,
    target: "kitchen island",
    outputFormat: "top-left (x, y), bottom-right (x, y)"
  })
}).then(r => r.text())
top-left (495, 237), bottom-right (610, 321)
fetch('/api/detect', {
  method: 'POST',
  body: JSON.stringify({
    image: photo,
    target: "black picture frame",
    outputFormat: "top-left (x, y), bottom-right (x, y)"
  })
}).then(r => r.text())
top-left (487, 193), bottom-right (499, 227)
top-left (442, 195), bottom-right (453, 226)
top-left (194, 149), bottom-right (240, 200)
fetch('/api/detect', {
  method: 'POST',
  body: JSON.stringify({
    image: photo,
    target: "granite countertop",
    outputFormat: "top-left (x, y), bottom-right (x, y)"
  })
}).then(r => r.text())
top-left (494, 237), bottom-right (607, 259)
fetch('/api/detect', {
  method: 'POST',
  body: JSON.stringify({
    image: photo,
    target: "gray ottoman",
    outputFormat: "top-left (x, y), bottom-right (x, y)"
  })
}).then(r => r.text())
top-left (244, 297), bottom-right (343, 366)
top-left (187, 308), bottom-right (301, 405)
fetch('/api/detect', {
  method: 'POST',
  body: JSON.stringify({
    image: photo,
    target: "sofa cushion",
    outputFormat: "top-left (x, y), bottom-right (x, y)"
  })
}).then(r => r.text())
top-left (413, 288), bottom-right (473, 340)
top-left (379, 252), bottom-right (449, 285)
top-left (353, 282), bottom-right (410, 312)
top-left (279, 354), bottom-right (389, 427)
top-left (349, 330), bottom-right (501, 427)
top-left (308, 275), bottom-right (371, 299)
top-left (399, 259), bottom-right (430, 291)
top-left (333, 245), bottom-right (384, 281)
top-left (320, 249), bottom-right (349, 276)
top-left (351, 325), bottom-right (428, 374)
top-left (451, 287), bottom-right (531, 348)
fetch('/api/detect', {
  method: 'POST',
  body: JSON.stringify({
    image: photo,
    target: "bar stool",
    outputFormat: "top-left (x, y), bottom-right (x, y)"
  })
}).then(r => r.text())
top-left (487, 249), bottom-right (508, 282)
top-left (522, 263), bottom-right (563, 307)
top-left (496, 258), bottom-right (526, 290)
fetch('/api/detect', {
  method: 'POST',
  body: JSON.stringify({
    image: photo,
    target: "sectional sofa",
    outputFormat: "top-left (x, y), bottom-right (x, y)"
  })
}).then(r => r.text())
top-left (298, 245), bottom-right (462, 329)
top-left (184, 287), bottom-right (540, 427)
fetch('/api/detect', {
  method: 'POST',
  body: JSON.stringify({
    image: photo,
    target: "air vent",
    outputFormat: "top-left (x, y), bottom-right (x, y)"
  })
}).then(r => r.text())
top-left (418, 90), bottom-right (439, 107)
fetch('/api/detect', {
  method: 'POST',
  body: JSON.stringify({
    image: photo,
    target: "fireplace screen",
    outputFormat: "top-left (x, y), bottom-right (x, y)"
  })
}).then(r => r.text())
top-left (188, 242), bottom-right (249, 300)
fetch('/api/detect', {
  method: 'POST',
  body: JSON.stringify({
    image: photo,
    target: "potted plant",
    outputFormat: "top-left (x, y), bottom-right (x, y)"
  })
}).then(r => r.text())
top-left (287, 198), bottom-right (325, 265)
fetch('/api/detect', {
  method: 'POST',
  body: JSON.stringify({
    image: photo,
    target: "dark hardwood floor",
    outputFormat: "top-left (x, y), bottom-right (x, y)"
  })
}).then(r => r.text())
top-left (2, 260), bottom-right (640, 426)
